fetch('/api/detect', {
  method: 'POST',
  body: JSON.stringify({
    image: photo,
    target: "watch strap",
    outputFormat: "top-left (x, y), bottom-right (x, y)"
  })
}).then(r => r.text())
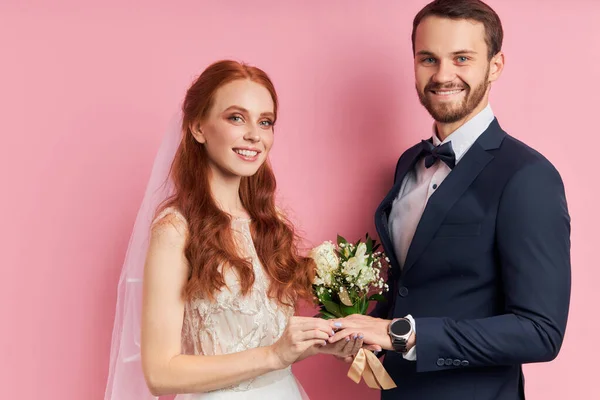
top-left (391, 336), bottom-right (408, 353)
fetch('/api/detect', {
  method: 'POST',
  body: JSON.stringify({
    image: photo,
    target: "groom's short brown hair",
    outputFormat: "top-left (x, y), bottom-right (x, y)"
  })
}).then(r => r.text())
top-left (412, 0), bottom-right (504, 60)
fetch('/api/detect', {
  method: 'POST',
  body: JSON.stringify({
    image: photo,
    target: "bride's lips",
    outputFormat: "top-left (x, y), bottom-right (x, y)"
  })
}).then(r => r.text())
top-left (232, 147), bottom-right (261, 161)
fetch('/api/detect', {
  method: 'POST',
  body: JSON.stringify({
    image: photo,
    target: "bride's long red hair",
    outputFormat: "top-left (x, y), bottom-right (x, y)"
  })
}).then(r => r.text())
top-left (161, 60), bottom-right (315, 306)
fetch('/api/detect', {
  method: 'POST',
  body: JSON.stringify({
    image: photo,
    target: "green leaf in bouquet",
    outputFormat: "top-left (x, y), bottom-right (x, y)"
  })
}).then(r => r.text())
top-left (368, 294), bottom-right (387, 302)
top-left (337, 234), bottom-right (348, 246)
top-left (336, 248), bottom-right (350, 261)
top-left (365, 234), bottom-right (373, 252)
top-left (316, 287), bottom-right (332, 303)
top-left (360, 297), bottom-right (369, 314)
top-left (340, 303), bottom-right (361, 317)
top-left (322, 300), bottom-right (343, 318)
top-left (372, 243), bottom-right (381, 253)
top-left (319, 310), bottom-right (338, 320)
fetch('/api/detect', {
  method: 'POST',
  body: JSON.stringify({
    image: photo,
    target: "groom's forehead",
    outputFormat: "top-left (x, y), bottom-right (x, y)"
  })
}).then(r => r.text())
top-left (414, 16), bottom-right (487, 55)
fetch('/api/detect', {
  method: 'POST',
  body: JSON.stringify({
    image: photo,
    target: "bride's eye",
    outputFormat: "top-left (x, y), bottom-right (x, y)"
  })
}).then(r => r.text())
top-left (228, 115), bottom-right (244, 123)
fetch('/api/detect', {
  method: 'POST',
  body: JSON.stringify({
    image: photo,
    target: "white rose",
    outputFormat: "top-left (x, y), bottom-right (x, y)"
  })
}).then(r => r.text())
top-left (343, 243), bottom-right (368, 278)
top-left (310, 241), bottom-right (339, 286)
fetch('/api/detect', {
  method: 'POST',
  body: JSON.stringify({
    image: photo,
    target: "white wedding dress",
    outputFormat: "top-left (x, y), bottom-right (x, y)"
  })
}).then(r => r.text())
top-left (156, 208), bottom-right (308, 400)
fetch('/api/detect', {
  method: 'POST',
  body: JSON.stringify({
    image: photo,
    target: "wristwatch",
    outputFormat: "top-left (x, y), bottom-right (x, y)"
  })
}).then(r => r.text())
top-left (388, 317), bottom-right (413, 353)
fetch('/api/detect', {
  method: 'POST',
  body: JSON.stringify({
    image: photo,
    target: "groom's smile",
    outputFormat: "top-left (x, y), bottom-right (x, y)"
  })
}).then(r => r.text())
top-left (427, 84), bottom-right (467, 100)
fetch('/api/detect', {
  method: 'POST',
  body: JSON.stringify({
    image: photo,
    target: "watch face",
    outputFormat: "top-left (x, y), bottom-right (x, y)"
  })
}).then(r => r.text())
top-left (391, 319), bottom-right (411, 336)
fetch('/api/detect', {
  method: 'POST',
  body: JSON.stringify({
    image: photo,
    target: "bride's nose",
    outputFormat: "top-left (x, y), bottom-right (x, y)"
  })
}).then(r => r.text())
top-left (243, 126), bottom-right (260, 142)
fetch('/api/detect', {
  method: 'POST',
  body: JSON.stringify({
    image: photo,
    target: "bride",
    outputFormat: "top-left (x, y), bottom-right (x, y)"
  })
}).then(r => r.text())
top-left (104, 60), bottom-right (365, 399)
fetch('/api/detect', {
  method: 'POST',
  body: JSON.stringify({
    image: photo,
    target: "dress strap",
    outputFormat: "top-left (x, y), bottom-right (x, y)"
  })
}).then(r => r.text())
top-left (152, 206), bottom-right (187, 227)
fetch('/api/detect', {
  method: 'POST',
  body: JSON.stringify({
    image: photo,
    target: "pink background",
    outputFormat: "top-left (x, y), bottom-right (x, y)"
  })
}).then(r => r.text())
top-left (1, 0), bottom-right (598, 399)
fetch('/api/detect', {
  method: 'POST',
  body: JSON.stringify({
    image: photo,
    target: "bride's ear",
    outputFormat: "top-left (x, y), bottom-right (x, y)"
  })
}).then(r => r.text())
top-left (190, 121), bottom-right (206, 144)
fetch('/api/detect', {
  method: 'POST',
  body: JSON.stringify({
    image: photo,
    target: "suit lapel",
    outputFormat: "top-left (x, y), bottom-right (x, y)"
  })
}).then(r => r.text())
top-left (375, 144), bottom-right (424, 275)
top-left (402, 119), bottom-right (506, 275)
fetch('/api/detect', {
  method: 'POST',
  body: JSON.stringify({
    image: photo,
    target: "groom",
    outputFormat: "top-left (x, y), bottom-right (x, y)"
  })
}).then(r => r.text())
top-left (331, 0), bottom-right (571, 399)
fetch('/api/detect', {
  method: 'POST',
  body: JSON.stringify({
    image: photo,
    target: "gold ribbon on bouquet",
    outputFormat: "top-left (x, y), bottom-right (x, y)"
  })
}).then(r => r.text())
top-left (347, 349), bottom-right (397, 390)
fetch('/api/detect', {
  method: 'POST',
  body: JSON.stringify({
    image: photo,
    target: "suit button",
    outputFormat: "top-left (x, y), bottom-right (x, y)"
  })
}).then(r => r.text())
top-left (398, 286), bottom-right (409, 297)
top-left (436, 358), bottom-right (445, 367)
top-left (445, 358), bottom-right (453, 366)
top-left (453, 359), bottom-right (461, 366)
top-left (461, 360), bottom-right (469, 367)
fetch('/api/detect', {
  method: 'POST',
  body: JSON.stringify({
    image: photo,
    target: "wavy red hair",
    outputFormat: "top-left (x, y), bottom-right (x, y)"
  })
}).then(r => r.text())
top-left (160, 60), bottom-right (314, 306)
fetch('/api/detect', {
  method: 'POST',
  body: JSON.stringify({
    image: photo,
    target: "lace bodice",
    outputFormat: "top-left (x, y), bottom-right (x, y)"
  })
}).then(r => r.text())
top-left (153, 208), bottom-right (294, 392)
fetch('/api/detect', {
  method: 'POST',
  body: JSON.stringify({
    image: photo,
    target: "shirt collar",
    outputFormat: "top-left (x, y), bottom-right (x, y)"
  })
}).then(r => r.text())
top-left (431, 104), bottom-right (495, 163)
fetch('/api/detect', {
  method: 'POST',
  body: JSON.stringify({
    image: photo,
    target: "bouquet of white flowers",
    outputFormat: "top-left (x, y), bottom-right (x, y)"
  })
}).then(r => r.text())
top-left (310, 234), bottom-right (390, 319)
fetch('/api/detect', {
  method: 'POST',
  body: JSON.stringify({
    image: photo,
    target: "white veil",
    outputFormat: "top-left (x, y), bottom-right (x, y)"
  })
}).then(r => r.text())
top-left (105, 114), bottom-right (183, 400)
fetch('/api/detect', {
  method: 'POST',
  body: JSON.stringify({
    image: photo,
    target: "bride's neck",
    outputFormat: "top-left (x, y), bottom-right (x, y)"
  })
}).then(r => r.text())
top-left (208, 170), bottom-right (246, 218)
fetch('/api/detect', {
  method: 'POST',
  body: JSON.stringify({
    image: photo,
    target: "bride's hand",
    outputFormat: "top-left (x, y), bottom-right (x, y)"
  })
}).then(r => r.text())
top-left (322, 333), bottom-right (371, 363)
top-left (268, 316), bottom-right (336, 369)
top-left (321, 333), bottom-right (383, 363)
top-left (319, 333), bottom-right (363, 358)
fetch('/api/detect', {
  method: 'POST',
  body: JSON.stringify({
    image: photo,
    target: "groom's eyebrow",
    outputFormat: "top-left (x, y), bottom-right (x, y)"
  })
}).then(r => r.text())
top-left (451, 50), bottom-right (478, 55)
top-left (416, 50), bottom-right (478, 57)
top-left (416, 50), bottom-right (437, 57)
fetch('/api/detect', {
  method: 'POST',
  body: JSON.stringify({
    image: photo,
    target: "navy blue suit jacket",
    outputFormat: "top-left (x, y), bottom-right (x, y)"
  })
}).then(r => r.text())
top-left (372, 119), bottom-right (571, 400)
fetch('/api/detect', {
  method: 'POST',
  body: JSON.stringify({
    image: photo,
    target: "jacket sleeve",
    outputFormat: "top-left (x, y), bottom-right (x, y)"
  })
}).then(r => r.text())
top-left (414, 160), bottom-right (571, 372)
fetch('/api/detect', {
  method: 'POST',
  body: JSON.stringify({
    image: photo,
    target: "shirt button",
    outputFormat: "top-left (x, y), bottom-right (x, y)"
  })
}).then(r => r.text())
top-left (398, 286), bottom-right (409, 297)
top-left (461, 360), bottom-right (469, 367)
top-left (445, 358), bottom-right (453, 366)
top-left (432, 183), bottom-right (438, 190)
top-left (436, 358), bottom-right (445, 367)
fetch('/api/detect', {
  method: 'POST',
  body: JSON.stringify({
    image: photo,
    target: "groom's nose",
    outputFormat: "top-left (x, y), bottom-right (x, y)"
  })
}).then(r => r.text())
top-left (432, 59), bottom-right (458, 84)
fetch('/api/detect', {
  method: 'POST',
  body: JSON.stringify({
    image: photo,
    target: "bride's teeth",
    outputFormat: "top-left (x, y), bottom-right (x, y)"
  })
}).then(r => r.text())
top-left (235, 149), bottom-right (258, 157)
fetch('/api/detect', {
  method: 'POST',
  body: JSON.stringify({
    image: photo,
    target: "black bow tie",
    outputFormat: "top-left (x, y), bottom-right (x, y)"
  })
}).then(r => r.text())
top-left (421, 140), bottom-right (456, 169)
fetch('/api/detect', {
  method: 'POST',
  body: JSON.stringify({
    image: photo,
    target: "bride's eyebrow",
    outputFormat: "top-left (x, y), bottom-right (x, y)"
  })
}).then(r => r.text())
top-left (223, 106), bottom-right (274, 119)
top-left (222, 105), bottom-right (248, 115)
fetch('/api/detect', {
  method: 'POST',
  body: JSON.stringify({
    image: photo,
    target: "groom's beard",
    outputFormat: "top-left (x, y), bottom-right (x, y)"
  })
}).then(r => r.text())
top-left (417, 69), bottom-right (490, 124)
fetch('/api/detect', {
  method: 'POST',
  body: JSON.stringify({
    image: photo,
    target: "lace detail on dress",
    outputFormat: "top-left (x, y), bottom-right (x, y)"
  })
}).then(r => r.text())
top-left (156, 208), bottom-right (294, 392)
top-left (153, 207), bottom-right (188, 229)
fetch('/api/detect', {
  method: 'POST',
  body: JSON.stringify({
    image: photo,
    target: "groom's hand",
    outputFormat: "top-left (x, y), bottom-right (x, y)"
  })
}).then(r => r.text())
top-left (328, 315), bottom-right (397, 351)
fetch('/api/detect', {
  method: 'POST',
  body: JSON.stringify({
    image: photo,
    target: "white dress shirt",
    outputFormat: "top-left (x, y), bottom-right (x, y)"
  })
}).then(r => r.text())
top-left (388, 104), bottom-right (495, 360)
